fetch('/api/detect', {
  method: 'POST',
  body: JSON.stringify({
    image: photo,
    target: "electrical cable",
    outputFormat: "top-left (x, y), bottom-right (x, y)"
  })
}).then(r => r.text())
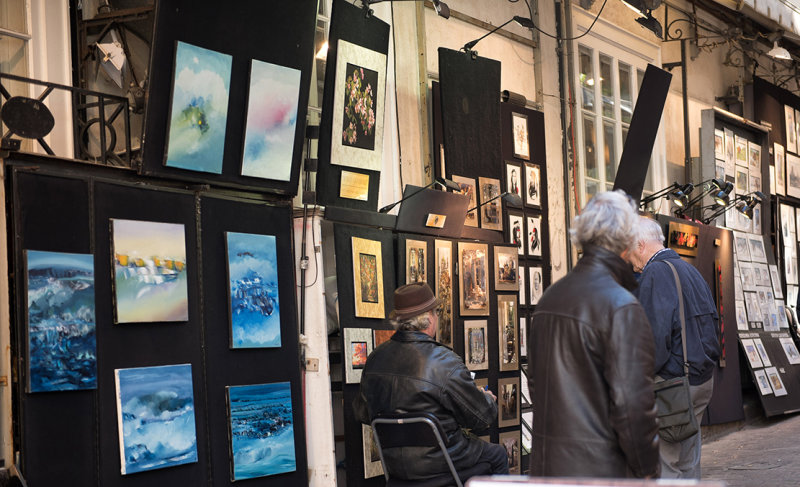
top-left (390, 2), bottom-right (405, 190)
top-left (524, 0), bottom-right (609, 41)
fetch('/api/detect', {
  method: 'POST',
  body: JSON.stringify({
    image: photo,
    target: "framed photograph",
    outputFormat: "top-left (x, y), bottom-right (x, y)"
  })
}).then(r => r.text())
top-left (478, 177), bottom-right (502, 231)
top-left (527, 215), bottom-right (542, 257)
top-left (494, 246), bottom-right (519, 291)
top-left (505, 162), bottom-right (523, 205)
top-left (512, 112), bottom-right (530, 160)
top-left (780, 336), bottom-right (800, 364)
top-left (734, 166), bottom-right (749, 195)
top-left (766, 366), bottom-right (788, 396)
top-left (434, 240), bottom-right (454, 348)
top-left (667, 220), bottom-right (699, 258)
top-left (787, 153), bottom-right (800, 198)
top-left (344, 327), bottom-right (373, 383)
top-left (529, 266), bottom-right (544, 305)
top-left (754, 369), bottom-right (773, 396)
top-left (786, 105), bottom-right (797, 154)
top-left (714, 128), bottom-right (724, 159)
top-left (464, 320), bottom-right (489, 371)
top-left (498, 377), bottom-right (520, 427)
top-left (775, 143), bottom-right (786, 196)
top-left (735, 300), bottom-right (748, 331)
top-left (498, 295), bottom-right (519, 371)
top-left (452, 174), bottom-right (478, 227)
top-left (518, 264), bottom-right (527, 306)
top-left (405, 239), bottom-right (428, 284)
top-left (508, 212), bottom-right (525, 256)
top-left (740, 338), bottom-right (764, 368)
top-left (362, 425), bottom-right (384, 478)
top-left (734, 135), bottom-right (748, 167)
top-left (351, 236), bottom-right (385, 319)
top-left (499, 431), bottom-right (522, 475)
top-left (748, 142), bottom-right (761, 172)
top-left (458, 242), bottom-right (490, 316)
top-left (748, 236), bottom-right (767, 263)
top-left (734, 231), bottom-right (751, 262)
top-left (331, 40), bottom-right (387, 171)
top-left (525, 163), bottom-right (541, 208)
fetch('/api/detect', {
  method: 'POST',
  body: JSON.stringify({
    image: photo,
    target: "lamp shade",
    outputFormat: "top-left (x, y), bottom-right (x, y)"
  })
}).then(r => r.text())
top-left (768, 41), bottom-right (791, 60)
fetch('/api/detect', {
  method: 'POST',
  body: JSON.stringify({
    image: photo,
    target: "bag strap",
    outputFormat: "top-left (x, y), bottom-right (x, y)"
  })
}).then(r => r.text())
top-left (663, 260), bottom-right (689, 377)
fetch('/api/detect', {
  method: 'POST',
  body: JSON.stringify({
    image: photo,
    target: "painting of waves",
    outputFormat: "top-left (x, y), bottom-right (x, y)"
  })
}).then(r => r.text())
top-left (115, 364), bottom-right (198, 475)
top-left (26, 250), bottom-right (96, 393)
top-left (165, 41), bottom-right (232, 174)
top-left (112, 219), bottom-right (188, 323)
top-left (240, 59), bottom-right (301, 181)
top-left (227, 382), bottom-right (296, 480)
top-left (226, 232), bottom-right (281, 348)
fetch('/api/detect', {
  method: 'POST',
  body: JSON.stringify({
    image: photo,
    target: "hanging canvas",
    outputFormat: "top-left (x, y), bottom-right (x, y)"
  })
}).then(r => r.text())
top-left (787, 153), bottom-right (800, 199)
top-left (754, 369), bottom-right (773, 396)
top-left (458, 242), bottom-right (489, 316)
top-left (227, 382), bottom-right (297, 480)
top-left (452, 175), bottom-right (478, 227)
top-left (115, 364), bottom-right (198, 475)
top-left (525, 163), bottom-right (541, 208)
top-left (498, 295), bottom-right (518, 372)
top-left (498, 377), bottom-right (520, 427)
top-left (111, 219), bottom-right (188, 323)
top-left (165, 41), bottom-right (232, 174)
top-left (786, 105), bottom-right (797, 154)
top-left (748, 142), bottom-right (761, 172)
top-left (775, 143), bottom-right (786, 196)
top-left (405, 239), bottom-right (427, 284)
top-left (499, 431), bottom-right (522, 475)
top-left (226, 232), bottom-right (281, 348)
top-left (527, 216), bottom-right (542, 257)
top-left (766, 366), bottom-right (788, 396)
top-left (494, 246), bottom-right (519, 291)
top-left (351, 236), bottom-right (385, 319)
top-left (361, 425), bottom-right (384, 479)
top-left (529, 266), bottom-right (544, 305)
top-left (511, 112), bottom-right (530, 160)
top-left (740, 339), bottom-right (763, 368)
top-left (240, 59), bottom-right (302, 181)
top-left (505, 162), bottom-right (522, 205)
top-left (344, 327), bottom-right (373, 384)
top-left (518, 264), bottom-right (527, 306)
top-left (464, 320), bottom-right (489, 371)
top-left (478, 177), bottom-right (502, 231)
top-left (508, 213), bottom-right (525, 256)
top-left (734, 135), bottom-right (748, 166)
top-left (330, 40), bottom-right (387, 171)
top-left (26, 250), bottom-right (96, 393)
top-left (434, 240), bottom-right (454, 348)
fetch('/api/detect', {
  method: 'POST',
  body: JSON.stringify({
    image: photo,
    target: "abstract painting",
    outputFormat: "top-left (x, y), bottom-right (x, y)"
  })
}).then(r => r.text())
top-left (111, 219), bottom-right (188, 323)
top-left (499, 431), bottom-right (521, 475)
top-left (165, 41), bottom-right (232, 174)
top-left (458, 242), bottom-right (489, 316)
top-left (453, 175), bottom-right (478, 227)
top-left (331, 40), bottom-right (387, 171)
top-left (464, 320), bottom-right (488, 371)
top-left (498, 295), bottom-right (518, 371)
top-left (241, 59), bottom-right (302, 181)
top-left (352, 237), bottom-right (385, 319)
top-left (527, 216), bottom-right (542, 257)
top-left (405, 239), bottom-right (427, 284)
top-left (525, 163), bottom-right (541, 207)
top-left (26, 250), bottom-right (96, 392)
top-left (494, 246), bottom-right (518, 291)
top-left (479, 177), bottom-right (502, 231)
top-left (115, 364), bottom-right (197, 475)
top-left (226, 232), bottom-right (281, 348)
top-left (435, 239), bottom-right (454, 348)
top-left (344, 327), bottom-right (373, 383)
top-left (512, 112), bottom-right (530, 160)
top-left (498, 377), bottom-right (520, 427)
top-left (505, 162), bottom-right (522, 204)
top-left (508, 213), bottom-right (524, 256)
top-left (227, 382), bottom-right (296, 480)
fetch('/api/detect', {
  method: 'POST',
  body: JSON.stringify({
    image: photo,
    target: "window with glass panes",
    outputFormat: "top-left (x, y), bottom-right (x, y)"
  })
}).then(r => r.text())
top-left (0, 0), bottom-right (31, 148)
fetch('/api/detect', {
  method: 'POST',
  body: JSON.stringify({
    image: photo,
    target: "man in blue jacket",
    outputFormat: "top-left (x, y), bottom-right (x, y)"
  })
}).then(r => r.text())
top-left (629, 216), bottom-right (720, 479)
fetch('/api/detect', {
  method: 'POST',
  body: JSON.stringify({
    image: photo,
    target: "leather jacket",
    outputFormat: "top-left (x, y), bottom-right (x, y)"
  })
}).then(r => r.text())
top-left (353, 330), bottom-right (496, 479)
top-left (527, 245), bottom-right (660, 478)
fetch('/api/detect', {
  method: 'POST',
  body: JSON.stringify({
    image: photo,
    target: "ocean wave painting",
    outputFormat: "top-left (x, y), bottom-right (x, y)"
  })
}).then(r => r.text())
top-left (226, 232), bottom-right (281, 348)
top-left (240, 59), bottom-right (301, 181)
top-left (112, 219), bottom-right (188, 323)
top-left (115, 364), bottom-right (198, 475)
top-left (26, 250), bottom-right (96, 393)
top-left (165, 41), bottom-right (232, 174)
top-left (227, 382), bottom-right (296, 480)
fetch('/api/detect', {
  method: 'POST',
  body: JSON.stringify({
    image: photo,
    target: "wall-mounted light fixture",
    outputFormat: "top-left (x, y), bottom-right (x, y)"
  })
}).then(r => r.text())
top-left (462, 16), bottom-right (535, 58)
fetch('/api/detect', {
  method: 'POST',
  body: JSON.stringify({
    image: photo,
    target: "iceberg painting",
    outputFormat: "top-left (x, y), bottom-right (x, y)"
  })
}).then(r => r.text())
top-left (165, 41), bottom-right (232, 174)
top-left (115, 364), bottom-right (198, 475)
top-left (226, 232), bottom-right (281, 348)
top-left (227, 382), bottom-right (296, 480)
top-left (112, 219), bottom-right (188, 323)
top-left (241, 59), bottom-right (301, 181)
top-left (26, 250), bottom-right (96, 392)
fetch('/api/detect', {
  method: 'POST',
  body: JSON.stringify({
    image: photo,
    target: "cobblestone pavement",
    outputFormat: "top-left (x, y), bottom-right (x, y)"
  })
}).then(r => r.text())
top-left (701, 413), bottom-right (800, 486)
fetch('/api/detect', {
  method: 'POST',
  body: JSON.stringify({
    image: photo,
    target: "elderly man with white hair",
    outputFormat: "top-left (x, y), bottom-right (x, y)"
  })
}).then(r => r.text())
top-left (527, 190), bottom-right (660, 479)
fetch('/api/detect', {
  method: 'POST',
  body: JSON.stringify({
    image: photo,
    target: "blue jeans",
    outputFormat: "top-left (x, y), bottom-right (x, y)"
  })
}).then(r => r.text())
top-left (479, 440), bottom-right (510, 474)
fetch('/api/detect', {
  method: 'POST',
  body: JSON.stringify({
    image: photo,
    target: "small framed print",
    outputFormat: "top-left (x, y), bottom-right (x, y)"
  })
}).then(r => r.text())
top-left (519, 315), bottom-right (527, 358)
top-left (741, 338), bottom-right (763, 368)
top-left (352, 236), bottom-right (385, 319)
top-left (770, 264), bottom-right (784, 298)
top-left (498, 377), bottom-right (520, 427)
top-left (748, 236), bottom-right (767, 263)
top-left (734, 231), bottom-right (751, 262)
top-left (405, 238), bottom-right (428, 284)
top-left (753, 337), bottom-right (772, 366)
top-left (724, 127), bottom-right (735, 173)
top-left (452, 174), bottom-right (478, 227)
top-left (518, 264), bottom-right (527, 306)
top-left (766, 366), bottom-right (788, 396)
top-left (525, 163), bottom-right (541, 208)
top-left (796, 108), bottom-right (800, 155)
top-left (498, 295), bottom-right (519, 371)
top-left (735, 300), bottom-right (747, 331)
top-left (776, 143), bottom-right (786, 196)
top-left (739, 262), bottom-right (756, 291)
top-left (754, 369), bottom-right (773, 396)
top-left (780, 204), bottom-right (795, 242)
top-left (735, 166), bottom-right (749, 194)
top-left (529, 266), bottom-right (543, 305)
top-left (753, 207), bottom-right (762, 234)
top-left (714, 128), bottom-right (724, 159)
top-left (786, 105), bottom-right (797, 154)
top-left (459, 242), bottom-right (490, 316)
top-left (735, 135), bottom-right (748, 166)
top-left (425, 213), bottom-right (446, 228)
top-left (505, 162), bottom-right (523, 205)
top-left (478, 177), bottom-right (502, 231)
top-left (499, 431), bottom-right (522, 474)
top-left (780, 336), bottom-right (800, 364)
top-left (749, 173), bottom-right (762, 194)
top-left (464, 320), bottom-right (489, 371)
top-left (748, 142), bottom-right (761, 172)
top-left (494, 246), bottom-right (519, 291)
top-left (527, 216), bottom-right (542, 257)
top-left (344, 327), bottom-right (373, 383)
top-left (508, 212), bottom-right (525, 256)
top-left (667, 220), bottom-right (699, 257)
top-left (373, 329), bottom-right (394, 347)
top-left (512, 112), bottom-right (530, 160)
top-left (787, 153), bottom-right (800, 199)
top-left (434, 239), bottom-right (454, 348)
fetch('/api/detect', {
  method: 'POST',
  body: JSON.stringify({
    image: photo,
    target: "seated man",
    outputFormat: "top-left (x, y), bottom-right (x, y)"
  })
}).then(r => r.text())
top-left (353, 282), bottom-right (508, 480)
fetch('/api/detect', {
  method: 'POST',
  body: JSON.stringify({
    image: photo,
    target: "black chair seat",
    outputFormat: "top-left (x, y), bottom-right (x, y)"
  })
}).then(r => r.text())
top-left (385, 461), bottom-right (492, 487)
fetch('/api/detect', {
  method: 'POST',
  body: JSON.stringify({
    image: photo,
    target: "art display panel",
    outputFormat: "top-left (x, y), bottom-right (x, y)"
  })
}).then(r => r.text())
top-left (165, 41), bottom-right (232, 174)
top-left (434, 240), bottom-right (454, 348)
top-left (494, 246), bottom-right (519, 292)
top-left (512, 112), bottom-right (530, 160)
top-left (498, 295), bottom-right (519, 372)
top-left (464, 320), bottom-right (489, 371)
top-left (452, 175), bottom-right (478, 227)
top-left (241, 59), bottom-right (302, 181)
top-left (227, 382), bottom-right (297, 480)
top-left (505, 162), bottom-right (522, 205)
top-left (527, 216), bottom-right (542, 257)
top-left (351, 236), bottom-right (385, 319)
top-left (405, 239), bottom-right (427, 284)
top-left (115, 364), bottom-right (198, 475)
top-left (26, 250), bottom-right (96, 393)
top-left (344, 327), bottom-right (373, 384)
top-left (458, 242), bottom-right (489, 316)
top-left (525, 163), bottom-right (541, 207)
top-left (498, 377), bottom-right (520, 427)
top-left (478, 177), bottom-right (502, 231)
top-left (111, 219), bottom-right (189, 323)
top-left (499, 431), bottom-right (521, 475)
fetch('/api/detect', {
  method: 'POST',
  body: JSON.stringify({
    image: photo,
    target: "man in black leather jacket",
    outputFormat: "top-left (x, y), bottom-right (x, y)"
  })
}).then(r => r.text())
top-left (353, 282), bottom-right (508, 480)
top-left (528, 190), bottom-right (660, 478)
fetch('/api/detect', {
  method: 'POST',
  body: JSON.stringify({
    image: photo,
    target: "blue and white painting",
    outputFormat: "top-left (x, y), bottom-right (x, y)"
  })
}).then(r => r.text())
top-left (26, 250), bottom-right (96, 392)
top-left (115, 364), bottom-right (198, 475)
top-left (241, 59), bottom-right (301, 181)
top-left (227, 382), bottom-right (296, 480)
top-left (226, 232), bottom-right (281, 348)
top-left (165, 41), bottom-right (232, 174)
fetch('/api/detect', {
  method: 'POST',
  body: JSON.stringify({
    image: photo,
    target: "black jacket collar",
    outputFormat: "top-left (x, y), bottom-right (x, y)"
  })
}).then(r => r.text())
top-left (577, 244), bottom-right (638, 292)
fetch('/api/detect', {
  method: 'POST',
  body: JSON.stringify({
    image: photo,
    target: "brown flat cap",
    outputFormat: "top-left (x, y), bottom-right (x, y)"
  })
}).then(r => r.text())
top-left (389, 282), bottom-right (441, 321)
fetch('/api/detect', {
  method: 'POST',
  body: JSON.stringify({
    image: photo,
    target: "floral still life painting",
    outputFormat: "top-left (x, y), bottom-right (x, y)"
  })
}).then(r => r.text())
top-left (342, 63), bottom-right (378, 150)
top-left (165, 41), bottom-right (232, 174)
top-left (226, 232), bottom-right (281, 348)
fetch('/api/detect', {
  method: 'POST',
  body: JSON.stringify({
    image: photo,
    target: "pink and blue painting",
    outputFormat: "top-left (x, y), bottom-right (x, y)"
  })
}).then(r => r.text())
top-left (115, 364), bottom-right (198, 475)
top-left (26, 250), bottom-right (96, 392)
top-left (165, 41), bottom-right (232, 174)
top-left (227, 382), bottom-right (296, 480)
top-left (241, 59), bottom-right (301, 181)
top-left (226, 232), bottom-right (281, 348)
top-left (112, 219), bottom-right (188, 323)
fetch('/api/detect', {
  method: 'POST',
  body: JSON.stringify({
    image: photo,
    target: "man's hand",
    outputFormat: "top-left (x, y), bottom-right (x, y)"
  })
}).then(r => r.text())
top-left (477, 385), bottom-right (497, 401)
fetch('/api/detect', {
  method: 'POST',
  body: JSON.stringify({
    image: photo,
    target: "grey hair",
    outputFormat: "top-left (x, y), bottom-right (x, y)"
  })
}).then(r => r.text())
top-left (633, 216), bottom-right (665, 247)
top-left (391, 312), bottom-right (433, 332)
top-left (569, 190), bottom-right (638, 254)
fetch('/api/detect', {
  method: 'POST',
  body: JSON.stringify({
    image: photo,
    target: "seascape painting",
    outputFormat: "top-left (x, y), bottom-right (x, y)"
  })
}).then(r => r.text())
top-left (111, 219), bottom-right (188, 323)
top-left (227, 382), bottom-right (296, 480)
top-left (226, 232), bottom-right (281, 348)
top-left (115, 364), bottom-right (198, 475)
top-left (165, 41), bottom-right (232, 174)
top-left (26, 250), bottom-right (96, 392)
top-left (241, 59), bottom-right (301, 181)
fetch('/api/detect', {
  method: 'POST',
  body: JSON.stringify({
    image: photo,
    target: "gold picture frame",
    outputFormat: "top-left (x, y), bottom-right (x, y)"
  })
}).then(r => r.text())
top-left (405, 239), bottom-right (427, 284)
top-left (435, 239), bottom-right (454, 348)
top-left (352, 236), bottom-right (385, 318)
top-left (498, 295), bottom-right (519, 372)
top-left (494, 246), bottom-right (519, 291)
top-left (458, 242), bottom-right (489, 316)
